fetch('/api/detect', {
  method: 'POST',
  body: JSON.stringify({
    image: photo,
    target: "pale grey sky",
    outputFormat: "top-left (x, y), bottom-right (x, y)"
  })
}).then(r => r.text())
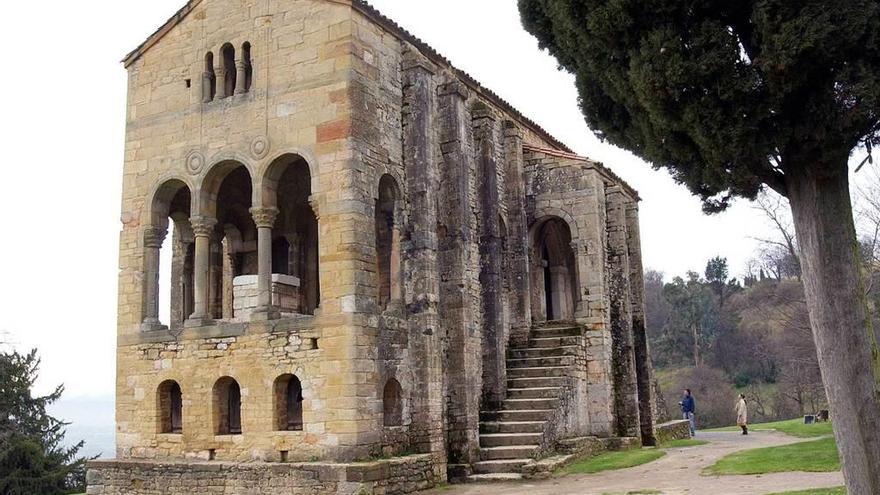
top-left (0, 0), bottom-right (865, 399)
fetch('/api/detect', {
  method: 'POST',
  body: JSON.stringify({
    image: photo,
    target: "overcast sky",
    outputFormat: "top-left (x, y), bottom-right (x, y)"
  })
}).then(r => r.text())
top-left (0, 0), bottom-right (869, 399)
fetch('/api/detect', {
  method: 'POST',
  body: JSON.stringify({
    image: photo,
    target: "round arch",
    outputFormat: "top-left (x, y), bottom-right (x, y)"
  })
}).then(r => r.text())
top-left (147, 178), bottom-right (193, 228)
top-left (530, 215), bottom-right (578, 322)
top-left (197, 158), bottom-right (255, 219)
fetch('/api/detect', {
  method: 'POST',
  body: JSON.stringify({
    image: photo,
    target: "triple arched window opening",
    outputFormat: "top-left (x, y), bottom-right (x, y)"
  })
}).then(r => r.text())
top-left (204, 42), bottom-right (252, 102)
top-left (158, 376), bottom-right (404, 434)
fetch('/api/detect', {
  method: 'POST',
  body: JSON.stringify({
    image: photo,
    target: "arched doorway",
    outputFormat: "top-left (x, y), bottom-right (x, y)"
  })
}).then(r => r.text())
top-left (531, 217), bottom-right (577, 322)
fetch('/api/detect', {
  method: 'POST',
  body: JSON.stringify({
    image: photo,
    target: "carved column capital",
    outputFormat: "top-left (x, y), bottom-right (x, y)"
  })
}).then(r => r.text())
top-left (143, 227), bottom-right (167, 248)
top-left (249, 207), bottom-right (280, 229)
top-left (189, 216), bottom-right (217, 237)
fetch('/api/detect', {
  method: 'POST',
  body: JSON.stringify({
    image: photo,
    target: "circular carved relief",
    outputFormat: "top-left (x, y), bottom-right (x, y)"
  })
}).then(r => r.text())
top-left (250, 136), bottom-right (270, 160)
top-left (185, 150), bottom-right (205, 175)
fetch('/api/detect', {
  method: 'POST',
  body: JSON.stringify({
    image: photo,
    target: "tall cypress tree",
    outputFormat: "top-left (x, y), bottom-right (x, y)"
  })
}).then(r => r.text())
top-left (518, 1), bottom-right (880, 491)
top-left (0, 349), bottom-right (87, 494)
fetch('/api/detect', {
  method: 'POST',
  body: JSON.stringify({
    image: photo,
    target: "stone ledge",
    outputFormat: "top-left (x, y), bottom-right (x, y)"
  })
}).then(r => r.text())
top-left (654, 419), bottom-right (692, 444)
top-left (87, 454), bottom-right (444, 494)
top-left (521, 436), bottom-right (640, 480)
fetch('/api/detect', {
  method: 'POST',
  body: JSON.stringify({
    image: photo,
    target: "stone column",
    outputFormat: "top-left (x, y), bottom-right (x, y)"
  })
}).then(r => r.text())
top-left (502, 122), bottom-right (531, 346)
top-left (606, 187), bottom-right (641, 438)
top-left (202, 70), bottom-right (214, 102)
top-left (187, 216), bottom-right (217, 325)
top-left (142, 227), bottom-right (167, 330)
top-left (215, 64), bottom-right (227, 99)
top-left (235, 60), bottom-right (248, 95)
top-left (250, 207), bottom-right (280, 321)
top-left (474, 104), bottom-right (506, 410)
top-left (401, 50), bottom-right (445, 459)
top-left (438, 79), bottom-right (481, 475)
top-left (626, 200), bottom-right (657, 445)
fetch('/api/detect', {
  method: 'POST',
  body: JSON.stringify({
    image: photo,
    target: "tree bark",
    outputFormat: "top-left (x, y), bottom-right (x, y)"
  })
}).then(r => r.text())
top-left (786, 162), bottom-right (880, 493)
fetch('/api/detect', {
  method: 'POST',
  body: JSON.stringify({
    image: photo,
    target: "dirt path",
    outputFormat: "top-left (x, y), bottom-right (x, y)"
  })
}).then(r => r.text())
top-left (424, 431), bottom-right (844, 495)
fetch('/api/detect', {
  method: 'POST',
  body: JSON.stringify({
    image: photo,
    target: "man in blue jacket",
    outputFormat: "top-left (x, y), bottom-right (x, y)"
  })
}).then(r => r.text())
top-left (680, 389), bottom-right (696, 435)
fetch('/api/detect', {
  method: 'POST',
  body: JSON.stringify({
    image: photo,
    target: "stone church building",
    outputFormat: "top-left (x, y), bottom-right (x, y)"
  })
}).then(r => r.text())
top-left (88, 0), bottom-right (659, 493)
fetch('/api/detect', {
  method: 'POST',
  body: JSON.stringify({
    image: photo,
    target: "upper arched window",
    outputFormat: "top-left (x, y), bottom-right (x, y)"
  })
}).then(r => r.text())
top-left (375, 175), bottom-right (401, 310)
top-left (157, 380), bottom-right (183, 434)
top-left (221, 43), bottom-right (236, 98)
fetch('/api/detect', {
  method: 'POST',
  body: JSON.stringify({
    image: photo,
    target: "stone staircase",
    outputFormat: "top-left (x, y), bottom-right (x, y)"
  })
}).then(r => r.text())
top-left (471, 323), bottom-right (582, 480)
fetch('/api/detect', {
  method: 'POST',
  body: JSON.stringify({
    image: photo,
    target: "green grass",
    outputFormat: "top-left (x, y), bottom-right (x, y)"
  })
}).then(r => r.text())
top-left (564, 448), bottom-right (666, 475)
top-left (705, 437), bottom-right (839, 475)
top-left (765, 488), bottom-right (846, 495)
top-left (706, 418), bottom-right (833, 438)
top-left (661, 438), bottom-right (708, 448)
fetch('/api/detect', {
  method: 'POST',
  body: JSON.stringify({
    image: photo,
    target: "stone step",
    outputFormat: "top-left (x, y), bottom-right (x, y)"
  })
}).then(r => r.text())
top-left (531, 326), bottom-right (582, 338)
top-left (507, 366), bottom-right (570, 378)
top-left (480, 445), bottom-right (539, 461)
top-left (467, 473), bottom-right (524, 482)
top-left (508, 345), bottom-right (578, 359)
top-left (471, 459), bottom-right (530, 475)
top-left (479, 420), bottom-right (546, 434)
top-left (506, 356), bottom-right (573, 368)
top-left (507, 386), bottom-right (562, 399)
top-left (507, 376), bottom-right (568, 388)
top-left (503, 398), bottom-right (559, 410)
top-left (529, 336), bottom-right (581, 348)
top-left (480, 409), bottom-right (554, 422)
top-left (480, 432), bottom-right (544, 447)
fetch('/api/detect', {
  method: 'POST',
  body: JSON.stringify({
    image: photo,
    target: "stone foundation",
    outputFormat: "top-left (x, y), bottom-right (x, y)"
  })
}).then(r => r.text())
top-left (86, 454), bottom-right (443, 495)
top-left (653, 420), bottom-right (692, 444)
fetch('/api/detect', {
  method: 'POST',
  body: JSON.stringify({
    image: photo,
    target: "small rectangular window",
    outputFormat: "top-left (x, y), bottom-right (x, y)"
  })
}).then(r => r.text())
top-left (185, 79), bottom-right (192, 88)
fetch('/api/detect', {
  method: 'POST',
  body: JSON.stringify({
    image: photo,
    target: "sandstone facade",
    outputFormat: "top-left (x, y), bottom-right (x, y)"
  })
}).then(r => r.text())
top-left (95, 0), bottom-right (657, 492)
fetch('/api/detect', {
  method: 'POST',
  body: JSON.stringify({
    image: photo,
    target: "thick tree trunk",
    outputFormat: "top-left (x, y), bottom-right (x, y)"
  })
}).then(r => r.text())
top-left (786, 163), bottom-right (880, 493)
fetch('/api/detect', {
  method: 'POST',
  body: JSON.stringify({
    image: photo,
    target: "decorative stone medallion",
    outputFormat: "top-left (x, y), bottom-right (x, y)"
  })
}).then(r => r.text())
top-left (250, 135), bottom-right (270, 160)
top-left (185, 150), bottom-right (205, 175)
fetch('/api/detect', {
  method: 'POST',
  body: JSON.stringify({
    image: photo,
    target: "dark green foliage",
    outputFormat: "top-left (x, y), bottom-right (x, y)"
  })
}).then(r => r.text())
top-left (519, 0), bottom-right (880, 211)
top-left (0, 349), bottom-right (87, 495)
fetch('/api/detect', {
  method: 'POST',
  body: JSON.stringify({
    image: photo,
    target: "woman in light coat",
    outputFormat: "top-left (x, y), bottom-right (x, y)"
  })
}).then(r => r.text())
top-left (736, 393), bottom-right (748, 435)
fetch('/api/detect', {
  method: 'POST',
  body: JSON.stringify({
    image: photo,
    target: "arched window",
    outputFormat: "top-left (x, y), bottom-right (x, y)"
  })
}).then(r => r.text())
top-left (221, 44), bottom-right (236, 98)
top-left (145, 180), bottom-right (192, 330)
top-left (213, 377), bottom-right (242, 435)
top-left (273, 374), bottom-right (303, 431)
top-left (203, 52), bottom-right (216, 102)
top-left (375, 175), bottom-right (401, 310)
top-left (383, 378), bottom-right (402, 427)
top-left (242, 42), bottom-right (253, 92)
top-left (530, 217), bottom-right (577, 322)
top-left (157, 380), bottom-right (183, 434)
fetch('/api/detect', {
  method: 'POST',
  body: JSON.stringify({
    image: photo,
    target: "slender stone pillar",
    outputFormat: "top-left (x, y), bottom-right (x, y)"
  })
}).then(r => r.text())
top-left (235, 61), bottom-right (248, 95)
top-left (142, 227), bottom-right (167, 329)
top-left (438, 79), bottom-right (481, 473)
top-left (502, 122), bottom-right (531, 346)
top-left (250, 207), bottom-right (280, 321)
top-left (401, 50), bottom-right (445, 459)
top-left (606, 187), bottom-right (641, 438)
top-left (474, 105), bottom-right (506, 410)
top-left (626, 200), bottom-right (657, 445)
top-left (202, 71), bottom-right (214, 102)
top-left (215, 64), bottom-right (227, 99)
top-left (187, 216), bottom-right (217, 325)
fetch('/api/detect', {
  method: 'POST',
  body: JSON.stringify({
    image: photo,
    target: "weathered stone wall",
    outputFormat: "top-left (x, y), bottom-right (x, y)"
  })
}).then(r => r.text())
top-left (653, 419), bottom-right (693, 444)
top-left (87, 454), bottom-right (443, 495)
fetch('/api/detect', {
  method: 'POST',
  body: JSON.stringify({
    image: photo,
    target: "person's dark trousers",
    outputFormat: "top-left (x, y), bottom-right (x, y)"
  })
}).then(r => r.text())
top-left (740, 425), bottom-right (748, 435)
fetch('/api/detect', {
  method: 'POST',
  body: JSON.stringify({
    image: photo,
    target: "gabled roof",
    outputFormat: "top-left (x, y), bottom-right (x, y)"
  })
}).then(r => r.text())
top-left (524, 145), bottom-right (641, 201)
top-left (122, 0), bottom-right (575, 154)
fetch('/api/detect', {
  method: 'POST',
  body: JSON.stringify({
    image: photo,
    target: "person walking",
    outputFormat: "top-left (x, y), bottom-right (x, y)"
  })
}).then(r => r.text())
top-left (736, 393), bottom-right (749, 435)
top-left (680, 389), bottom-right (696, 436)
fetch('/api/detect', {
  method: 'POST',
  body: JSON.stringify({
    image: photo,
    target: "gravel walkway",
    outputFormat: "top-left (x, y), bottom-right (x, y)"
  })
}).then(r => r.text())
top-left (423, 430), bottom-right (844, 495)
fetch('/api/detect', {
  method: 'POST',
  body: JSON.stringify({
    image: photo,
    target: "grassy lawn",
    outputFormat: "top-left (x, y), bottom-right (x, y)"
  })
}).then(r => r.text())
top-left (706, 418), bottom-right (833, 438)
top-left (563, 448), bottom-right (666, 475)
top-left (705, 437), bottom-right (839, 475)
top-left (661, 438), bottom-right (708, 448)
top-left (765, 488), bottom-right (846, 495)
